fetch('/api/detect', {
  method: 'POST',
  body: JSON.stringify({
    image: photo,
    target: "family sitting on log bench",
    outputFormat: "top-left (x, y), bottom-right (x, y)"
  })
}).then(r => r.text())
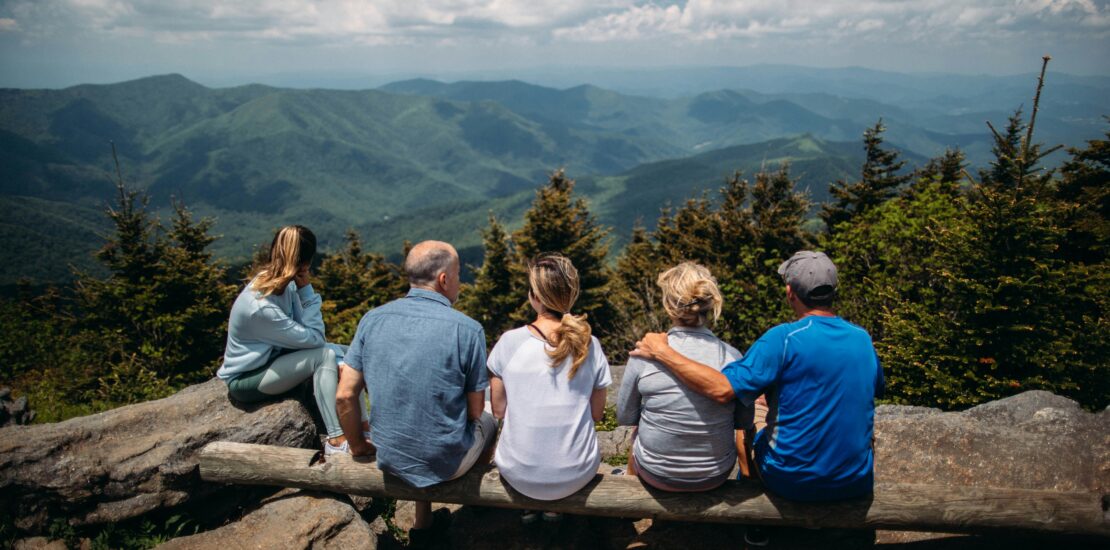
top-left (216, 225), bottom-right (884, 548)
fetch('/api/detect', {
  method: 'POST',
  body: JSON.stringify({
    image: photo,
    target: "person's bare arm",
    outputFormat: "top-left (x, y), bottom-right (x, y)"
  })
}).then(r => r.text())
top-left (466, 390), bottom-right (484, 422)
top-left (589, 387), bottom-right (607, 422)
top-left (489, 375), bottom-right (507, 419)
top-left (336, 363), bottom-right (373, 456)
top-left (630, 332), bottom-right (735, 404)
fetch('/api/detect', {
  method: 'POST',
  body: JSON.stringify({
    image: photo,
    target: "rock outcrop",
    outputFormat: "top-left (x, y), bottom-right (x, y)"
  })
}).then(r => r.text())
top-left (0, 387), bottom-right (35, 426)
top-left (0, 378), bottom-right (318, 532)
top-left (156, 490), bottom-right (376, 550)
top-left (874, 390), bottom-right (1109, 492)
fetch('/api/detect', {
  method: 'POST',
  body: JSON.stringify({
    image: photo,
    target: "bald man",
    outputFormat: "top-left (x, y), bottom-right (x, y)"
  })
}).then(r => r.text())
top-left (336, 241), bottom-right (495, 542)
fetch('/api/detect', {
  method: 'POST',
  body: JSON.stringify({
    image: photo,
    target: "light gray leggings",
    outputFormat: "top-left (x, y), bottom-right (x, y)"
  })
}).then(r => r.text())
top-left (227, 346), bottom-right (367, 438)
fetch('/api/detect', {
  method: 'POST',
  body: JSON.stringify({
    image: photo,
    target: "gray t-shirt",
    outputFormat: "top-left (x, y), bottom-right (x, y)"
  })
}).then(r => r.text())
top-left (616, 326), bottom-right (742, 483)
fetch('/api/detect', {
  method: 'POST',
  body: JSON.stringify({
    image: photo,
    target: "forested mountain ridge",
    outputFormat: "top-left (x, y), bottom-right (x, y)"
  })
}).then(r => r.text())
top-left (0, 72), bottom-right (1103, 284)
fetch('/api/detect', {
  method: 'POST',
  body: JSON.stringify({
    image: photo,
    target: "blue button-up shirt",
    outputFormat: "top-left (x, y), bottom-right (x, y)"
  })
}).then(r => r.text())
top-left (342, 288), bottom-right (489, 487)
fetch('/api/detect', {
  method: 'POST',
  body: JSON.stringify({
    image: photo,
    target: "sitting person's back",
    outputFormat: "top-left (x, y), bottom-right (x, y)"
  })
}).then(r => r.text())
top-left (737, 313), bottom-right (880, 500)
top-left (340, 241), bottom-right (492, 489)
top-left (617, 263), bottom-right (741, 491)
top-left (489, 254), bottom-right (611, 503)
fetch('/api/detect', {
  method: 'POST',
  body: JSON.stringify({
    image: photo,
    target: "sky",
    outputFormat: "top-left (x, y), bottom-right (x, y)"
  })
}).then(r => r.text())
top-left (1, 0), bottom-right (1108, 89)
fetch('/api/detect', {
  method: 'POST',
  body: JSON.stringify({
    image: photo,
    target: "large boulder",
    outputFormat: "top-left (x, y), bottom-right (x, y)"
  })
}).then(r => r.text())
top-left (157, 490), bottom-right (376, 550)
top-left (873, 390), bottom-right (1109, 492)
top-left (0, 378), bottom-right (318, 533)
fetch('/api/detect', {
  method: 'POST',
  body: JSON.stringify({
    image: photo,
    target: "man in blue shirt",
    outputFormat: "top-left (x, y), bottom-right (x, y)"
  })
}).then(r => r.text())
top-left (631, 251), bottom-right (884, 504)
top-left (335, 240), bottom-right (495, 543)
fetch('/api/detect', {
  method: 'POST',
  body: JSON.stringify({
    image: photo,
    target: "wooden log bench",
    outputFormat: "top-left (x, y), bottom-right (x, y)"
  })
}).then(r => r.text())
top-left (198, 441), bottom-right (1110, 537)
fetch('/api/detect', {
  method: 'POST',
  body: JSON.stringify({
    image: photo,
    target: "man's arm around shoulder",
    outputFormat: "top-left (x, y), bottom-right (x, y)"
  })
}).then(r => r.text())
top-left (630, 332), bottom-right (735, 404)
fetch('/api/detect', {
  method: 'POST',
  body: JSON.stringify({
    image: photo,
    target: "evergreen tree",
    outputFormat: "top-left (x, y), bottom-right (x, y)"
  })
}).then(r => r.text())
top-left (511, 169), bottom-right (616, 342)
top-left (877, 60), bottom-right (1106, 408)
top-left (912, 148), bottom-right (966, 195)
top-left (457, 214), bottom-right (521, 347)
top-left (821, 120), bottom-right (911, 231)
top-left (608, 224), bottom-right (669, 353)
top-left (1055, 125), bottom-right (1109, 265)
top-left (316, 229), bottom-right (405, 344)
top-left (615, 166), bottom-right (809, 350)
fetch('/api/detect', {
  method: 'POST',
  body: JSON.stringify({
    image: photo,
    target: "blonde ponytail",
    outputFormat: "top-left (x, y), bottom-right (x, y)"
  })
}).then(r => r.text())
top-left (528, 254), bottom-right (592, 380)
top-left (552, 312), bottom-right (592, 380)
top-left (251, 225), bottom-right (317, 296)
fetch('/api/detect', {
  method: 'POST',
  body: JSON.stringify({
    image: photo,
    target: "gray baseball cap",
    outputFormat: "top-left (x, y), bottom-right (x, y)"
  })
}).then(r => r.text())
top-left (777, 250), bottom-right (838, 302)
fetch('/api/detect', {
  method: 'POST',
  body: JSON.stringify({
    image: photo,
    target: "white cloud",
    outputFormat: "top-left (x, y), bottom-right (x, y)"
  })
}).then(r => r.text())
top-left (3, 0), bottom-right (1108, 45)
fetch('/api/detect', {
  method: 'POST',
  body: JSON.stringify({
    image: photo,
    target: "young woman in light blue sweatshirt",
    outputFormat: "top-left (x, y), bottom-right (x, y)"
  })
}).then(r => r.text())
top-left (218, 225), bottom-right (367, 454)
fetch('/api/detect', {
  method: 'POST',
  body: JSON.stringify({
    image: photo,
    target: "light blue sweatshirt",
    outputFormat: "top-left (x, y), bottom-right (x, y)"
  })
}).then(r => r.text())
top-left (217, 279), bottom-right (326, 381)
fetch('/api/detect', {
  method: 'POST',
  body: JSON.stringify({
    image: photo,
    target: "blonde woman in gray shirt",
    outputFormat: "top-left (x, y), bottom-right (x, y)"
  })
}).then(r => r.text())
top-left (616, 262), bottom-right (743, 491)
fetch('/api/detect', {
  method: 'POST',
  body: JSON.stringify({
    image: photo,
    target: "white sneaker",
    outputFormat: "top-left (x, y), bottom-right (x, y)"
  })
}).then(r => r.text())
top-left (324, 439), bottom-right (350, 456)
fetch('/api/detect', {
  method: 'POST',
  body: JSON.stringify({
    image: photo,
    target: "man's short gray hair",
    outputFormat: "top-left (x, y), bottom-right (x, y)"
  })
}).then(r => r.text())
top-left (404, 242), bottom-right (456, 286)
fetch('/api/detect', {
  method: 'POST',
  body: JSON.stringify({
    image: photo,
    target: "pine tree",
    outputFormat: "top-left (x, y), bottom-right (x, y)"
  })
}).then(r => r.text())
top-left (53, 181), bottom-right (237, 412)
top-left (877, 58), bottom-right (1106, 409)
top-left (821, 120), bottom-right (911, 231)
top-left (618, 166), bottom-right (809, 349)
top-left (316, 229), bottom-right (405, 344)
top-left (457, 213), bottom-right (521, 346)
top-left (1055, 125), bottom-right (1109, 265)
top-left (912, 148), bottom-right (966, 196)
top-left (511, 169), bottom-right (616, 340)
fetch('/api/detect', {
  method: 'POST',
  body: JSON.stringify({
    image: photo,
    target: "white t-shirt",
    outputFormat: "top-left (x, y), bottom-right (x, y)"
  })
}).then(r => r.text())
top-left (488, 326), bottom-right (612, 500)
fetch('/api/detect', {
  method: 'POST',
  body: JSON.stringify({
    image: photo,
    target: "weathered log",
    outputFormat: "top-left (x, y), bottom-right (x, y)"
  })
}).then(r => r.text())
top-left (199, 441), bottom-right (1110, 537)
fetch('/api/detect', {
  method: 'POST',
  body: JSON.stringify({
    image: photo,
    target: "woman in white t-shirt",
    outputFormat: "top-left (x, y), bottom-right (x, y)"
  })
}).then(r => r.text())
top-left (488, 253), bottom-right (611, 521)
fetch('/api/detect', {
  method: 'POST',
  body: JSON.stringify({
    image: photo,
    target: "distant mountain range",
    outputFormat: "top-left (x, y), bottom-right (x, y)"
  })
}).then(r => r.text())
top-left (0, 69), bottom-right (1105, 284)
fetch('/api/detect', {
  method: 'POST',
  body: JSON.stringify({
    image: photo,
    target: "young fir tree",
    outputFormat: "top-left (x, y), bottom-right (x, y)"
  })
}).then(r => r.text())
top-left (315, 229), bottom-right (406, 344)
top-left (912, 148), bottom-right (966, 195)
top-left (879, 59), bottom-right (1106, 409)
top-left (821, 120), bottom-right (912, 232)
top-left (829, 147), bottom-right (966, 339)
top-left (1054, 125), bottom-right (1109, 265)
top-left (60, 182), bottom-right (234, 414)
top-left (608, 223), bottom-right (670, 353)
top-left (511, 169), bottom-right (616, 345)
top-left (716, 166), bottom-right (809, 346)
top-left (617, 166), bottom-right (809, 350)
top-left (457, 213), bottom-right (521, 347)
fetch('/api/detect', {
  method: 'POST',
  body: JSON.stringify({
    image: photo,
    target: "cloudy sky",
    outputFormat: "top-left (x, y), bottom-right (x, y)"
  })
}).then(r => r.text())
top-left (1, 0), bottom-right (1108, 88)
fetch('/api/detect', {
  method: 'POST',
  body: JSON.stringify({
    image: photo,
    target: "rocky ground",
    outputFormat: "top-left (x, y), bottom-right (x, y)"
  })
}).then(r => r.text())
top-left (2, 369), bottom-right (1106, 549)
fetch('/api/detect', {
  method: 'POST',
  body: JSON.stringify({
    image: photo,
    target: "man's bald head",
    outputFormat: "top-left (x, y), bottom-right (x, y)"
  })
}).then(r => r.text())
top-left (404, 240), bottom-right (459, 288)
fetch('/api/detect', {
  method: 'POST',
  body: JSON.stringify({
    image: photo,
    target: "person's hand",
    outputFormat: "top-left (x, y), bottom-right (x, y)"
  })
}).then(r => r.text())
top-left (349, 437), bottom-right (376, 457)
top-left (293, 265), bottom-right (311, 289)
top-left (630, 332), bottom-right (671, 361)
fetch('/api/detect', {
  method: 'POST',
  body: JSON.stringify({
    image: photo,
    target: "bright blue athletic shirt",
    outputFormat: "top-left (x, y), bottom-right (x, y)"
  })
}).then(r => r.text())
top-left (722, 315), bottom-right (884, 501)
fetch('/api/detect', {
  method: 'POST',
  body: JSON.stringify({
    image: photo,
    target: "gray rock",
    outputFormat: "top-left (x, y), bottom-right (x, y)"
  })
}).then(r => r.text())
top-left (0, 378), bottom-right (318, 533)
top-left (605, 364), bottom-right (626, 408)
top-left (874, 390), bottom-right (1109, 492)
top-left (12, 537), bottom-right (68, 550)
top-left (0, 387), bottom-right (36, 426)
top-left (597, 426), bottom-right (634, 462)
top-left (157, 490), bottom-right (376, 550)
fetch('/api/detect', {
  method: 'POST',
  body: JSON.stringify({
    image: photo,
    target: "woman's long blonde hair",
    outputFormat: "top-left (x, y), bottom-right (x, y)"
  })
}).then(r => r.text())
top-left (251, 225), bottom-right (316, 296)
top-left (528, 253), bottom-right (591, 380)
top-left (657, 262), bottom-right (723, 327)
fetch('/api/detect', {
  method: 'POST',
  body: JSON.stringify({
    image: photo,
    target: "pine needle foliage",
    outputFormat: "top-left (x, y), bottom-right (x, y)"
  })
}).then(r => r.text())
top-left (510, 169), bottom-right (617, 343)
top-left (315, 229), bottom-right (407, 344)
top-left (457, 213), bottom-right (521, 347)
top-left (821, 120), bottom-right (912, 232)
